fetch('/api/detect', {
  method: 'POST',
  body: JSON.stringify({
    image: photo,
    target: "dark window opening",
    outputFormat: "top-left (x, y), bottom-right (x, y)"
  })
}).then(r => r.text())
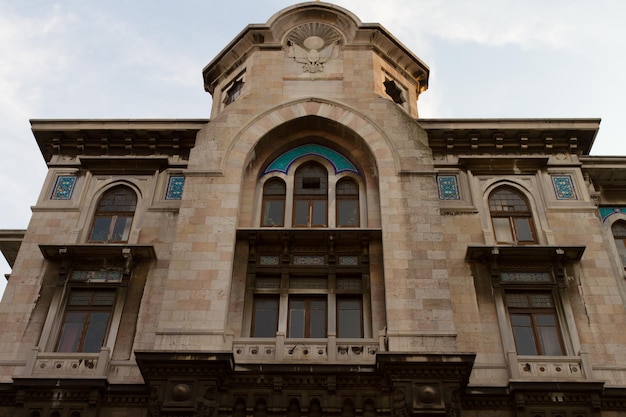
top-left (89, 186), bottom-right (136, 243)
top-left (56, 289), bottom-right (115, 353)
top-left (506, 291), bottom-right (564, 356)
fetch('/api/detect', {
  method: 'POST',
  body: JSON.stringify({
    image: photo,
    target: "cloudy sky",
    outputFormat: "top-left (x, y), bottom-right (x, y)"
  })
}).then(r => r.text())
top-left (1, 0), bottom-right (625, 296)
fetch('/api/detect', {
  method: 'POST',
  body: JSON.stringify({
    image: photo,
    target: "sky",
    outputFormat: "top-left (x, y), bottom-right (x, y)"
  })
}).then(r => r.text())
top-left (1, 0), bottom-right (625, 296)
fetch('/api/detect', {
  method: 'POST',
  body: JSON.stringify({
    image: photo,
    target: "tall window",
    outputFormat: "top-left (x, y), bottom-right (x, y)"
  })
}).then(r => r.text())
top-left (261, 178), bottom-right (286, 227)
top-left (336, 178), bottom-right (359, 227)
top-left (89, 186), bottom-right (137, 242)
top-left (489, 187), bottom-right (536, 244)
top-left (612, 221), bottom-right (626, 265)
top-left (250, 272), bottom-right (366, 339)
top-left (56, 289), bottom-right (116, 352)
top-left (251, 296), bottom-right (279, 337)
top-left (293, 162), bottom-right (328, 227)
top-left (506, 291), bottom-right (564, 356)
top-left (288, 297), bottom-right (327, 338)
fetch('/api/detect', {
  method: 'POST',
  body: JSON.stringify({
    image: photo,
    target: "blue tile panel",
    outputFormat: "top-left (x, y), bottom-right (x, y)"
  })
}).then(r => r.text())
top-left (50, 175), bottom-right (77, 200)
top-left (165, 175), bottom-right (185, 200)
top-left (437, 175), bottom-right (460, 200)
top-left (551, 175), bottom-right (577, 200)
top-left (600, 207), bottom-right (626, 222)
top-left (263, 144), bottom-right (359, 175)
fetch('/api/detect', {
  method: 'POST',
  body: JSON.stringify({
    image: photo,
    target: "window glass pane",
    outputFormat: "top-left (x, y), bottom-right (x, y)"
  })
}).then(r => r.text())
top-left (294, 200), bottom-right (310, 226)
top-left (93, 292), bottom-right (116, 306)
top-left (289, 303), bottom-right (305, 338)
top-left (82, 312), bottom-right (110, 352)
top-left (493, 218), bottom-right (514, 243)
top-left (337, 298), bottom-right (362, 338)
top-left (489, 189), bottom-right (529, 212)
top-left (615, 238), bottom-right (626, 264)
top-left (290, 277), bottom-right (327, 289)
top-left (68, 291), bottom-right (93, 306)
top-left (111, 216), bottom-right (132, 242)
top-left (253, 298), bottom-right (278, 337)
top-left (529, 293), bottom-right (554, 308)
top-left (310, 299), bottom-right (327, 338)
top-left (263, 200), bottom-right (285, 226)
top-left (57, 312), bottom-right (86, 352)
top-left (312, 200), bottom-right (327, 226)
top-left (536, 314), bottom-right (563, 355)
top-left (337, 200), bottom-right (358, 227)
top-left (90, 217), bottom-right (112, 241)
top-left (514, 218), bottom-right (534, 242)
top-left (336, 277), bottom-right (362, 290)
top-left (510, 314), bottom-right (538, 355)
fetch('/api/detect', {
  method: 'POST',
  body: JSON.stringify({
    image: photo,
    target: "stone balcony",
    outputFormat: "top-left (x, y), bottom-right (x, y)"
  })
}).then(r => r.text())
top-left (21, 347), bottom-right (110, 379)
top-left (233, 335), bottom-right (381, 364)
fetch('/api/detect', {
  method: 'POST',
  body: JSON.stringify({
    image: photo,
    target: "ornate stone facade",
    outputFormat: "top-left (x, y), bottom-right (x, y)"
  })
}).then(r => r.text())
top-left (1, 2), bottom-right (626, 417)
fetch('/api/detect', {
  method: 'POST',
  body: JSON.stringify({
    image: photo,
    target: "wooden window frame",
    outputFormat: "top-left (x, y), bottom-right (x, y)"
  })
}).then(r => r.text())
top-left (505, 290), bottom-right (565, 356)
top-left (489, 187), bottom-right (537, 245)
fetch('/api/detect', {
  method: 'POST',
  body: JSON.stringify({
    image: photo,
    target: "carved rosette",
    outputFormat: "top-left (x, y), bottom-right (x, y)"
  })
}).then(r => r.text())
top-left (286, 23), bottom-right (342, 73)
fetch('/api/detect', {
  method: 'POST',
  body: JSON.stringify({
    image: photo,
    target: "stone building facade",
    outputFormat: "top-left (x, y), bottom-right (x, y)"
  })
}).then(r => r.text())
top-left (1, 2), bottom-right (626, 416)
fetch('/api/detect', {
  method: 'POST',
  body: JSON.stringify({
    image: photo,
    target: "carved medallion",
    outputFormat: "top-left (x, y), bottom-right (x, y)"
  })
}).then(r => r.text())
top-left (286, 23), bottom-right (341, 73)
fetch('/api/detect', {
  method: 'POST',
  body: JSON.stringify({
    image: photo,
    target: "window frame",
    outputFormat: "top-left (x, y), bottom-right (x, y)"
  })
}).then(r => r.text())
top-left (288, 296), bottom-right (328, 338)
top-left (489, 187), bottom-right (537, 245)
top-left (88, 186), bottom-right (137, 243)
top-left (611, 220), bottom-right (626, 267)
top-left (261, 178), bottom-right (287, 227)
top-left (293, 162), bottom-right (328, 228)
top-left (336, 178), bottom-right (360, 227)
top-left (505, 290), bottom-right (565, 356)
top-left (55, 288), bottom-right (117, 353)
top-left (258, 158), bottom-right (364, 229)
top-left (247, 240), bottom-right (370, 340)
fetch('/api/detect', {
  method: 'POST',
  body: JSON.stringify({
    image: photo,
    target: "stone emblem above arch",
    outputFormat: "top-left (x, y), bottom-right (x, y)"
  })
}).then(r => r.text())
top-left (286, 23), bottom-right (342, 73)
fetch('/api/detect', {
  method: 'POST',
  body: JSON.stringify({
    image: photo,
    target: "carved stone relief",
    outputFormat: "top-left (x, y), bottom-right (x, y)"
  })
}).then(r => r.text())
top-left (286, 23), bottom-right (341, 73)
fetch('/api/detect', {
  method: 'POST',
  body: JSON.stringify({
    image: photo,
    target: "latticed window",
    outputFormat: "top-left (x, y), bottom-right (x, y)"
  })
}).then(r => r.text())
top-left (89, 186), bottom-right (137, 242)
top-left (489, 187), bottom-right (536, 244)
top-left (612, 221), bottom-right (626, 265)
top-left (293, 162), bottom-right (328, 227)
top-left (506, 291), bottom-right (564, 355)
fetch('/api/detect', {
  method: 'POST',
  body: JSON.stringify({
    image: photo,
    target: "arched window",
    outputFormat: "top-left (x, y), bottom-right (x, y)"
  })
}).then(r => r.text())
top-left (89, 186), bottom-right (137, 243)
top-left (261, 178), bottom-right (286, 227)
top-left (293, 162), bottom-right (328, 227)
top-left (489, 187), bottom-right (536, 244)
top-left (336, 178), bottom-right (359, 227)
top-left (612, 221), bottom-right (626, 265)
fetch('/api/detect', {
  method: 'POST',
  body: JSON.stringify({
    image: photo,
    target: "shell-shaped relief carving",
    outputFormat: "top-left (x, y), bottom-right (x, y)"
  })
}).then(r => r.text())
top-left (286, 23), bottom-right (342, 73)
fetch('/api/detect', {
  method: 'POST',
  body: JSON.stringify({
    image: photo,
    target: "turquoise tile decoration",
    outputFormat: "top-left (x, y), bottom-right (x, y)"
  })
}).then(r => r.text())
top-left (551, 175), bottom-right (577, 200)
top-left (600, 207), bottom-right (626, 222)
top-left (263, 144), bottom-right (359, 175)
top-left (437, 175), bottom-right (460, 200)
top-left (50, 175), bottom-right (77, 200)
top-left (165, 175), bottom-right (185, 200)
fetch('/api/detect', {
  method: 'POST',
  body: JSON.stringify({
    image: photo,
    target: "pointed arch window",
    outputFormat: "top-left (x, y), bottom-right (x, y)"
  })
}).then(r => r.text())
top-left (261, 178), bottom-right (286, 227)
top-left (293, 162), bottom-right (328, 227)
top-left (89, 186), bottom-right (137, 243)
top-left (489, 187), bottom-right (536, 244)
top-left (612, 221), bottom-right (626, 265)
top-left (336, 178), bottom-right (359, 227)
